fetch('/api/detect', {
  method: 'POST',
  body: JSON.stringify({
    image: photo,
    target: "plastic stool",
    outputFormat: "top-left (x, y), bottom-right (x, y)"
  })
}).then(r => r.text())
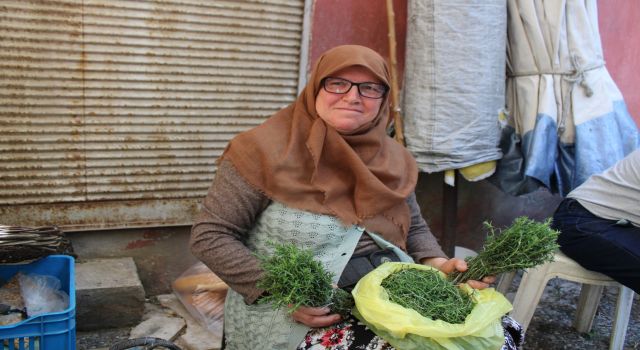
top-left (507, 250), bottom-right (634, 350)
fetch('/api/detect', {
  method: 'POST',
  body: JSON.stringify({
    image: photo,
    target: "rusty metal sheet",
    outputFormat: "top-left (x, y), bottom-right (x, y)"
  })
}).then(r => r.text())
top-left (0, 0), bottom-right (305, 230)
top-left (0, 198), bottom-right (203, 231)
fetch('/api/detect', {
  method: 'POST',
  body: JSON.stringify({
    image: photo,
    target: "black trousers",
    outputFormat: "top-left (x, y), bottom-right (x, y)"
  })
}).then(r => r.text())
top-left (552, 198), bottom-right (640, 293)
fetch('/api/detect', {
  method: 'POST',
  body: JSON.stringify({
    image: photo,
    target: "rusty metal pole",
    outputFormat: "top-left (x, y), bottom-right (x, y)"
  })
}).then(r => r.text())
top-left (386, 0), bottom-right (405, 145)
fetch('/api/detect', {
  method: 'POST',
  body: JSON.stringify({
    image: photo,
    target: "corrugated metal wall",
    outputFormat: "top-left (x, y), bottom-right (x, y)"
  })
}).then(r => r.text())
top-left (0, 0), bottom-right (305, 230)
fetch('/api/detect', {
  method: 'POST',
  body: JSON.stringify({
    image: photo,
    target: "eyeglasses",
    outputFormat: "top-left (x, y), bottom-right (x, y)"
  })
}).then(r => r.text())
top-left (321, 77), bottom-right (388, 99)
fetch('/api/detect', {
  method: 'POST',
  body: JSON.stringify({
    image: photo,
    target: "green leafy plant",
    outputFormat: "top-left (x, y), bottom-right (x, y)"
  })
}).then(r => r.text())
top-left (381, 267), bottom-right (474, 324)
top-left (380, 216), bottom-right (559, 324)
top-left (330, 287), bottom-right (355, 317)
top-left (255, 242), bottom-right (353, 317)
top-left (449, 216), bottom-right (560, 284)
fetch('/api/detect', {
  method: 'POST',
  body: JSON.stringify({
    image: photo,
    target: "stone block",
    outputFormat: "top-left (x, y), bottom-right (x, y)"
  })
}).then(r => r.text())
top-left (76, 257), bottom-right (145, 331)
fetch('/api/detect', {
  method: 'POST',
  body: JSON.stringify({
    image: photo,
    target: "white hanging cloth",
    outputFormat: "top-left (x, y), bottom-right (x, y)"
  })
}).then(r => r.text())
top-left (491, 0), bottom-right (639, 196)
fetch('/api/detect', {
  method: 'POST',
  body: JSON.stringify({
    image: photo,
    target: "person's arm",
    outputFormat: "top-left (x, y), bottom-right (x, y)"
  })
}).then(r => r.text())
top-left (192, 160), bottom-right (342, 327)
top-left (190, 159), bottom-right (271, 304)
top-left (406, 193), bottom-right (494, 289)
top-left (405, 192), bottom-right (448, 262)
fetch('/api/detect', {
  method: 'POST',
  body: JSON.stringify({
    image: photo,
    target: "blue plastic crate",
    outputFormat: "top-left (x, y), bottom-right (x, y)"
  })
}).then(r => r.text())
top-left (0, 255), bottom-right (76, 350)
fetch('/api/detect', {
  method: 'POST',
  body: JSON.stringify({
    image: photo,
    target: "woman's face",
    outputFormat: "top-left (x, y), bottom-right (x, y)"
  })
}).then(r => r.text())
top-left (315, 66), bottom-right (385, 134)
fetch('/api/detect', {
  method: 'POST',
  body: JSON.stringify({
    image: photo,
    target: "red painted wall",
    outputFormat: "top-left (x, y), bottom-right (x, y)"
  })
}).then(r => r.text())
top-left (309, 0), bottom-right (407, 80)
top-left (598, 0), bottom-right (640, 126)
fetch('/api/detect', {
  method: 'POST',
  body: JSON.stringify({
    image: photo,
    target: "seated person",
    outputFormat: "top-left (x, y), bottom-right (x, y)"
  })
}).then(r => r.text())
top-left (191, 45), bottom-right (519, 350)
top-left (552, 149), bottom-right (639, 293)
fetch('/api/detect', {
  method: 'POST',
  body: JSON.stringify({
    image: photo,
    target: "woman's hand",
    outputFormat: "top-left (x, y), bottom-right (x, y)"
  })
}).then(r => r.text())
top-left (420, 257), bottom-right (496, 290)
top-left (290, 305), bottom-right (341, 328)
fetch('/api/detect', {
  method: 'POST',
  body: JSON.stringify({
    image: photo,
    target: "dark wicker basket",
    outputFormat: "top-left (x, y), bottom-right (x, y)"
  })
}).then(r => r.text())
top-left (0, 225), bottom-right (75, 264)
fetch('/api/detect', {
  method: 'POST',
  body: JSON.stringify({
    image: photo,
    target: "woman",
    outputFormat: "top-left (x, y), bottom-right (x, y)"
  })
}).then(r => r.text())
top-left (191, 45), bottom-right (518, 349)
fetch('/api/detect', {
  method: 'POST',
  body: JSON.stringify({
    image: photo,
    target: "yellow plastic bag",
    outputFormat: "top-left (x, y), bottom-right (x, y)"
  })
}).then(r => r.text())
top-left (352, 262), bottom-right (512, 350)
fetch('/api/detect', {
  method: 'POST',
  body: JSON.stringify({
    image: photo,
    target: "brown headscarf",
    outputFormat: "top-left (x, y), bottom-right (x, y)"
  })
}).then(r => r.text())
top-left (221, 45), bottom-right (418, 249)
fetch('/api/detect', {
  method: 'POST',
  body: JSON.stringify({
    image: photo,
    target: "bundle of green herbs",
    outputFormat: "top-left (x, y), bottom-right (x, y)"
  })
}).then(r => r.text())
top-left (381, 267), bottom-right (474, 324)
top-left (255, 242), bottom-right (354, 317)
top-left (450, 216), bottom-right (560, 284)
top-left (380, 216), bottom-right (558, 324)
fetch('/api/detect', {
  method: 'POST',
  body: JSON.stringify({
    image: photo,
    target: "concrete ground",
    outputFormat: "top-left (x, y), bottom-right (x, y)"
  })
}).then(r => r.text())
top-left (502, 272), bottom-right (640, 350)
top-left (76, 294), bottom-right (221, 350)
top-left (76, 273), bottom-right (640, 350)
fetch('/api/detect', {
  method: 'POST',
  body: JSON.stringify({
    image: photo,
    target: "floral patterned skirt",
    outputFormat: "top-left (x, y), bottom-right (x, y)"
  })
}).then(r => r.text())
top-left (296, 315), bottom-right (524, 350)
